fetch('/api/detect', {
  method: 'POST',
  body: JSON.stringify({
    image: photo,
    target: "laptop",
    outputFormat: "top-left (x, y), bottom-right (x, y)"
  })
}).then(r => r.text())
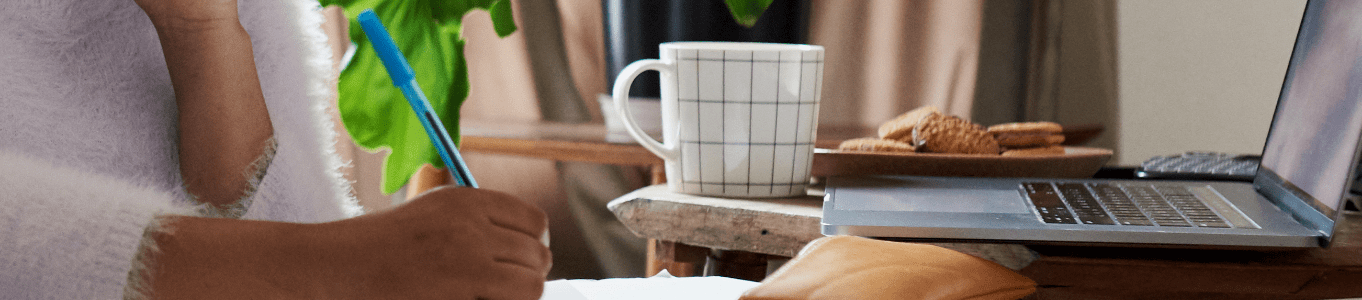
top-left (821, 0), bottom-right (1362, 249)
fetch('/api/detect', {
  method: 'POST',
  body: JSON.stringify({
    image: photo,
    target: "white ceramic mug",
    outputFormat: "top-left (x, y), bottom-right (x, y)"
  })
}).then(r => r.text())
top-left (613, 42), bottom-right (825, 198)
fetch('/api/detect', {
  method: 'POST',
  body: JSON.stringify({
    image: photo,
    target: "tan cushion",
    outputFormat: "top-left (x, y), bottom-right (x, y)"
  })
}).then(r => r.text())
top-left (740, 236), bottom-right (1036, 300)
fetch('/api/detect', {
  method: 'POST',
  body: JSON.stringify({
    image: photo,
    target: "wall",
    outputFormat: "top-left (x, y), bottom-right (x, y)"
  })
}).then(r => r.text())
top-left (1116, 0), bottom-right (1305, 165)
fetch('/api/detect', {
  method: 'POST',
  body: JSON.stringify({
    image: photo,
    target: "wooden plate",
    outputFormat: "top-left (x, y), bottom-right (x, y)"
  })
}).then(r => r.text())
top-left (811, 147), bottom-right (1114, 178)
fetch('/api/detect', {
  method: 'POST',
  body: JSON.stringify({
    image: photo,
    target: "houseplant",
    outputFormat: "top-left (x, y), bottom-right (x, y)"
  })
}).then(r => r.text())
top-left (321, 0), bottom-right (517, 194)
top-left (326, 0), bottom-right (774, 195)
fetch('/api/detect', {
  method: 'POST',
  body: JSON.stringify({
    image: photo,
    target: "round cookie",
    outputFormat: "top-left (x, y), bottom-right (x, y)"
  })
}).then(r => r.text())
top-left (911, 113), bottom-right (1001, 155)
top-left (878, 106), bottom-right (941, 142)
top-left (988, 122), bottom-right (1065, 148)
top-left (1002, 145), bottom-right (1066, 157)
top-left (838, 137), bottom-right (917, 153)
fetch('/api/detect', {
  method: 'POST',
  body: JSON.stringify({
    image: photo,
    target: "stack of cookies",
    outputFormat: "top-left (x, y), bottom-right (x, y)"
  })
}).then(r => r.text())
top-left (989, 122), bottom-right (1066, 156)
top-left (838, 106), bottom-right (1067, 156)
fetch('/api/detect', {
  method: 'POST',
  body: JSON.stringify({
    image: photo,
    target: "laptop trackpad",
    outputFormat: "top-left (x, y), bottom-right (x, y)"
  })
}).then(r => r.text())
top-left (835, 188), bottom-right (1028, 214)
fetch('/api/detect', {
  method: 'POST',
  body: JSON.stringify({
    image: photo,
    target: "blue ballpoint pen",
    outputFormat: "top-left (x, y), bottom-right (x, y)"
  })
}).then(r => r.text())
top-left (357, 9), bottom-right (477, 188)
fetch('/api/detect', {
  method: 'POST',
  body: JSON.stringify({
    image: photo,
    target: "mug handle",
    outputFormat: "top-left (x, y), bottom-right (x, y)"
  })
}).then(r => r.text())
top-left (612, 59), bottom-right (678, 161)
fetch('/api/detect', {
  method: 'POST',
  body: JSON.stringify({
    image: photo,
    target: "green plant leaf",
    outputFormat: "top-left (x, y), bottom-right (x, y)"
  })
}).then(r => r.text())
top-left (488, 0), bottom-right (517, 38)
top-left (323, 0), bottom-right (515, 194)
top-left (725, 0), bottom-right (774, 27)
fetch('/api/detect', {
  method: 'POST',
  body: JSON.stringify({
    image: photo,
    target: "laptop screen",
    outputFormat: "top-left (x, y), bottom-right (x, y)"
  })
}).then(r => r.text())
top-left (1259, 0), bottom-right (1362, 217)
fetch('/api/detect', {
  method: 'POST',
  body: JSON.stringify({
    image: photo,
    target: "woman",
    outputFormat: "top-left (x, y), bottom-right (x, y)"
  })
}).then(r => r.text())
top-left (0, 0), bottom-right (550, 299)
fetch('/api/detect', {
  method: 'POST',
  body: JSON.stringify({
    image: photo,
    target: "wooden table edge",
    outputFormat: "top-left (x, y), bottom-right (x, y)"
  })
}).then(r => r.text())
top-left (461, 135), bottom-right (663, 166)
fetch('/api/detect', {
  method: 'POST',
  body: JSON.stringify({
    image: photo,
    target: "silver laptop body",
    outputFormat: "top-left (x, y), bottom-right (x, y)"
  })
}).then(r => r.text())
top-left (821, 0), bottom-right (1360, 249)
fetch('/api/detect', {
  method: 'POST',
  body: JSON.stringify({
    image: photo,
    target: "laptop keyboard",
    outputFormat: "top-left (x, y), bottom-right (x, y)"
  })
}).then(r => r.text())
top-left (1024, 182), bottom-right (1231, 228)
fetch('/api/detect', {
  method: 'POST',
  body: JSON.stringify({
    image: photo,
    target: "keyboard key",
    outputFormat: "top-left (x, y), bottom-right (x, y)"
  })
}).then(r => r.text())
top-left (1111, 211), bottom-right (1144, 217)
top-left (1156, 221), bottom-right (1193, 227)
top-left (1118, 219), bottom-right (1155, 226)
top-left (1081, 218), bottom-right (1116, 225)
top-left (1043, 216), bottom-right (1077, 224)
top-left (1145, 209), bottom-right (1178, 215)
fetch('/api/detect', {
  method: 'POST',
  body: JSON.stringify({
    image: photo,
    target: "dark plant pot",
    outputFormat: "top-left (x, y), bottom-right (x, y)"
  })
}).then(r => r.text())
top-left (603, 0), bottom-right (811, 98)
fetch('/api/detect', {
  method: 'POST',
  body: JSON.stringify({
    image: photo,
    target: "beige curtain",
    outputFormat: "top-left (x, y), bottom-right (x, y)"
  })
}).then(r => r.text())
top-left (1027, 0), bottom-right (1120, 154)
top-left (811, 0), bottom-right (984, 128)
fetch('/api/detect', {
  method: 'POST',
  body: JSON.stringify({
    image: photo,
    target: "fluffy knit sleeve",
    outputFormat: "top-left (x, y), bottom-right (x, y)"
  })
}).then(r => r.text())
top-left (0, 150), bottom-right (193, 299)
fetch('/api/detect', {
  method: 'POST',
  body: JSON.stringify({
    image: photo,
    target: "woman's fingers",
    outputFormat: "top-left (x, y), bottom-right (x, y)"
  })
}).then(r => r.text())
top-left (466, 188), bottom-right (548, 238)
top-left (486, 224), bottom-right (553, 272)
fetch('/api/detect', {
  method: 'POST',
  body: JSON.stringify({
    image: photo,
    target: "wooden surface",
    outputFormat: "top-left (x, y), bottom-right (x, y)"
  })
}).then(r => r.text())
top-left (811, 147), bottom-right (1113, 179)
top-left (460, 120), bottom-right (873, 166)
top-left (608, 185), bottom-right (824, 258)
top-left (607, 184), bottom-right (1041, 270)
top-left (646, 240), bottom-right (707, 277)
top-left (611, 185), bottom-right (1362, 298)
top-left (458, 119), bottom-right (1100, 167)
top-left (1022, 211), bottom-right (1362, 299)
top-left (460, 120), bottom-right (662, 166)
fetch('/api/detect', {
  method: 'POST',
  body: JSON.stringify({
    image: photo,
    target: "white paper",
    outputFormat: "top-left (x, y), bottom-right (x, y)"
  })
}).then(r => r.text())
top-left (539, 270), bottom-right (760, 300)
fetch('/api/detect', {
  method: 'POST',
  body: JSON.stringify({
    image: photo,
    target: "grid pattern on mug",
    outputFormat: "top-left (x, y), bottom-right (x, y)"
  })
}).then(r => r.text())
top-left (673, 48), bottom-right (824, 197)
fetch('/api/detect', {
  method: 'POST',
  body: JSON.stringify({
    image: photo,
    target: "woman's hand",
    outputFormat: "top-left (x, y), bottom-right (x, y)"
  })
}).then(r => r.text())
top-left (144, 187), bottom-right (552, 300)
top-left (321, 187), bottom-right (553, 299)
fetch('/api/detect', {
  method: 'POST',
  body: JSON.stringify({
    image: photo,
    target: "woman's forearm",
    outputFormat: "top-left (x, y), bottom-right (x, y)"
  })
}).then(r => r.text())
top-left (140, 216), bottom-right (321, 299)
top-left (135, 188), bottom-right (552, 300)
top-left (151, 19), bottom-right (275, 207)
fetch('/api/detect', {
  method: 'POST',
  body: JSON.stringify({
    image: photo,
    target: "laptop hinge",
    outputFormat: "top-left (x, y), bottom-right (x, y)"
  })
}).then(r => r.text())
top-left (1254, 176), bottom-right (1335, 242)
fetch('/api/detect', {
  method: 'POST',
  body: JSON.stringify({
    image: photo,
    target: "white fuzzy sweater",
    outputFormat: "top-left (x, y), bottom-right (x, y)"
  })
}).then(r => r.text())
top-left (0, 0), bottom-right (360, 298)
